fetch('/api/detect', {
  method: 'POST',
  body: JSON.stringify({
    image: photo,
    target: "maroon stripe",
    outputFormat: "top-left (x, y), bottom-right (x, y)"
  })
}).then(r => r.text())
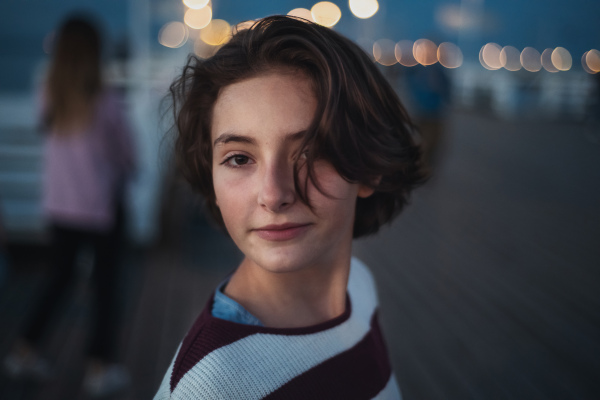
top-left (170, 293), bottom-right (262, 392)
top-left (264, 312), bottom-right (392, 400)
top-left (170, 293), bottom-right (353, 393)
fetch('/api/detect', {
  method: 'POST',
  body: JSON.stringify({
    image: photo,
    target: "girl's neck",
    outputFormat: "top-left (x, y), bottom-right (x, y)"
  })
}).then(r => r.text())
top-left (224, 255), bottom-right (351, 328)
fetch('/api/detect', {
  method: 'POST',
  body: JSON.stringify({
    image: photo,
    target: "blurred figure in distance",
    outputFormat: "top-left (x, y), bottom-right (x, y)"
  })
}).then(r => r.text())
top-left (3, 14), bottom-right (136, 397)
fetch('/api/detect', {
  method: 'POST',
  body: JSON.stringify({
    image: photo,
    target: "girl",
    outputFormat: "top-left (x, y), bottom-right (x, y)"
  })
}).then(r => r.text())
top-left (156, 15), bottom-right (424, 399)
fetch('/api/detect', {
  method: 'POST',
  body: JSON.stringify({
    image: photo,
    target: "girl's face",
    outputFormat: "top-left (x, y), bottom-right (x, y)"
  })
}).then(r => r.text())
top-left (211, 71), bottom-right (373, 274)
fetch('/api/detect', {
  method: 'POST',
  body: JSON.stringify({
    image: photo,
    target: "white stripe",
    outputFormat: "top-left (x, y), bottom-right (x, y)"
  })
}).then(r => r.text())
top-left (348, 257), bottom-right (378, 315)
top-left (372, 375), bottom-right (402, 400)
top-left (154, 344), bottom-right (180, 400)
top-left (172, 258), bottom-right (378, 399)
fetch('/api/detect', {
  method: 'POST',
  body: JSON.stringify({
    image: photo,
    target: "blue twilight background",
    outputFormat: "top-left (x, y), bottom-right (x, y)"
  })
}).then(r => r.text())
top-left (0, 0), bottom-right (598, 92)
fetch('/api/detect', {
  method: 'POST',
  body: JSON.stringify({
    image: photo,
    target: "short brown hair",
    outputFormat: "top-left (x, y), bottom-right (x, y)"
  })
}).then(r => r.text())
top-left (170, 15), bottom-right (426, 238)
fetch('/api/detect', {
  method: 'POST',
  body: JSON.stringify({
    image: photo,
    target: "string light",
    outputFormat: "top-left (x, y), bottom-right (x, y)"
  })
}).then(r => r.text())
top-left (311, 2), bottom-right (342, 27)
top-left (520, 47), bottom-right (542, 72)
top-left (480, 43), bottom-right (502, 70)
top-left (200, 19), bottom-right (231, 46)
top-left (158, 21), bottom-right (188, 48)
top-left (413, 39), bottom-right (438, 66)
top-left (183, 0), bottom-right (209, 10)
top-left (551, 47), bottom-right (572, 71)
top-left (541, 48), bottom-right (559, 72)
top-left (288, 8), bottom-right (315, 22)
top-left (500, 46), bottom-right (521, 71)
top-left (373, 39), bottom-right (397, 66)
top-left (233, 20), bottom-right (255, 34)
top-left (585, 49), bottom-right (600, 73)
top-left (349, 0), bottom-right (379, 19)
top-left (184, 6), bottom-right (212, 29)
top-left (437, 42), bottom-right (463, 68)
top-left (194, 39), bottom-right (218, 59)
top-left (395, 40), bottom-right (418, 67)
top-left (582, 52), bottom-right (595, 74)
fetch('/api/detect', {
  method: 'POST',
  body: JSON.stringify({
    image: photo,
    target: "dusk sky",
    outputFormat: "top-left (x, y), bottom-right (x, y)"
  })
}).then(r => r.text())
top-left (1, 0), bottom-right (598, 91)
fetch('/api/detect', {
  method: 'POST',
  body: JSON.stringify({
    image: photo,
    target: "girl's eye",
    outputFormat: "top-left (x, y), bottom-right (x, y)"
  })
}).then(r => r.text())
top-left (295, 149), bottom-right (309, 161)
top-left (222, 154), bottom-right (252, 167)
top-left (232, 155), bottom-right (249, 165)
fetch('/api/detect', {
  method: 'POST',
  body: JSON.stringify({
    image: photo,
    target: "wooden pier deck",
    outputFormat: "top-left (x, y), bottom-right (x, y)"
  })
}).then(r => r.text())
top-left (1, 110), bottom-right (599, 399)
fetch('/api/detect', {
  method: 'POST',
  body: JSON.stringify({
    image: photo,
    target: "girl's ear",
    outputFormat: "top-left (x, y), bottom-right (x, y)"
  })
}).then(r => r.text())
top-left (357, 176), bottom-right (381, 198)
top-left (357, 184), bottom-right (375, 198)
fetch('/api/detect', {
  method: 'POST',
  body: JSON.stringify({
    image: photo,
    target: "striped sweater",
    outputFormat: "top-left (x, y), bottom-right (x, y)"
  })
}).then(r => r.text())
top-left (154, 258), bottom-right (401, 399)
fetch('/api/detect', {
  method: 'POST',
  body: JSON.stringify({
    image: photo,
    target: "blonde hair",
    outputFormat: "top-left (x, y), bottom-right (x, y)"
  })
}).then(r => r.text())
top-left (45, 16), bottom-right (102, 134)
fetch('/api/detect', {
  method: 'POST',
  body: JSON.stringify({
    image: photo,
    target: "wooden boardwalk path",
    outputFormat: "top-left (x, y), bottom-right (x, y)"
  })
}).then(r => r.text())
top-left (1, 110), bottom-right (599, 399)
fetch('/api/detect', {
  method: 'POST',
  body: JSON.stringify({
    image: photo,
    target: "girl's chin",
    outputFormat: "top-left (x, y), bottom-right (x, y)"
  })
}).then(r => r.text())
top-left (243, 252), bottom-right (313, 275)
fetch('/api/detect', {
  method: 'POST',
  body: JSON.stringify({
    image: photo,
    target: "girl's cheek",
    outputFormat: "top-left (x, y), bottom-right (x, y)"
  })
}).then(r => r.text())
top-left (220, 172), bottom-right (253, 189)
top-left (213, 170), bottom-right (256, 208)
top-left (311, 163), bottom-right (348, 192)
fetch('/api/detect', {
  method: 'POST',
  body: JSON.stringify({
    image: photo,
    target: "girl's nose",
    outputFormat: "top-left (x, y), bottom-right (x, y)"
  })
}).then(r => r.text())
top-left (257, 160), bottom-right (296, 212)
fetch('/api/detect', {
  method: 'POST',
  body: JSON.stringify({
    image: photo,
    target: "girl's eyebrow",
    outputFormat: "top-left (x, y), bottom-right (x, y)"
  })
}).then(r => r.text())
top-left (213, 130), bottom-right (307, 148)
top-left (213, 133), bottom-right (256, 148)
top-left (287, 130), bottom-right (307, 143)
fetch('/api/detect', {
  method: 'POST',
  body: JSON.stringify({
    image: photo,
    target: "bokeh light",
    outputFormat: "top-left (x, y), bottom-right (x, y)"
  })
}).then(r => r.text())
top-left (551, 47), bottom-right (572, 71)
top-left (585, 49), bottom-right (600, 73)
top-left (479, 47), bottom-right (492, 70)
top-left (200, 19), bottom-right (231, 46)
top-left (582, 52), bottom-right (595, 74)
top-left (233, 20), bottom-right (255, 34)
top-left (520, 47), bottom-right (542, 72)
top-left (541, 48), bottom-right (559, 72)
top-left (194, 39), bottom-right (219, 59)
top-left (413, 39), bottom-right (438, 66)
top-left (500, 46), bottom-right (521, 71)
top-left (183, 0), bottom-right (210, 9)
top-left (288, 8), bottom-right (315, 22)
top-left (395, 40), bottom-right (418, 67)
top-left (184, 6), bottom-right (212, 29)
top-left (349, 0), bottom-right (379, 19)
top-left (158, 21), bottom-right (188, 48)
top-left (437, 42), bottom-right (463, 68)
top-left (480, 43), bottom-right (502, 70)
top-left (373, 39), bottom-right (397, 66)
top-left (311, 2), bottom-right (342, 27)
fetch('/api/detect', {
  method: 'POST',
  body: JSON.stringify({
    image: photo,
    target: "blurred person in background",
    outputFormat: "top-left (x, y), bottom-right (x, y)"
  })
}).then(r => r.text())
top-left (2, 14), bottom-right (136, 397)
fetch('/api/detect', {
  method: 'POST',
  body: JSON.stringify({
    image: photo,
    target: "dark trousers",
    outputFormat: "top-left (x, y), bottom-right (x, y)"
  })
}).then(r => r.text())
top-left (22, 215), bottom-right (122, 362)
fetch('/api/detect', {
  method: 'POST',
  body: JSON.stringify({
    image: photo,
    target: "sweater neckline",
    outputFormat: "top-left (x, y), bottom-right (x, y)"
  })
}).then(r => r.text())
top-left (202, 291), bottom-right (352, 336)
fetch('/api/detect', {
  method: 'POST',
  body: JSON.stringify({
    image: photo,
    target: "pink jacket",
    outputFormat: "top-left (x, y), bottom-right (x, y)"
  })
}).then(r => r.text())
top-left (41, 89), bottom-right (136, 231)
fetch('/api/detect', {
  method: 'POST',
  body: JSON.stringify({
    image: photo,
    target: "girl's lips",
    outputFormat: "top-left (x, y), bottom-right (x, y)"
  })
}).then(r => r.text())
top-left (253, 223), bottom-right (312, 241)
